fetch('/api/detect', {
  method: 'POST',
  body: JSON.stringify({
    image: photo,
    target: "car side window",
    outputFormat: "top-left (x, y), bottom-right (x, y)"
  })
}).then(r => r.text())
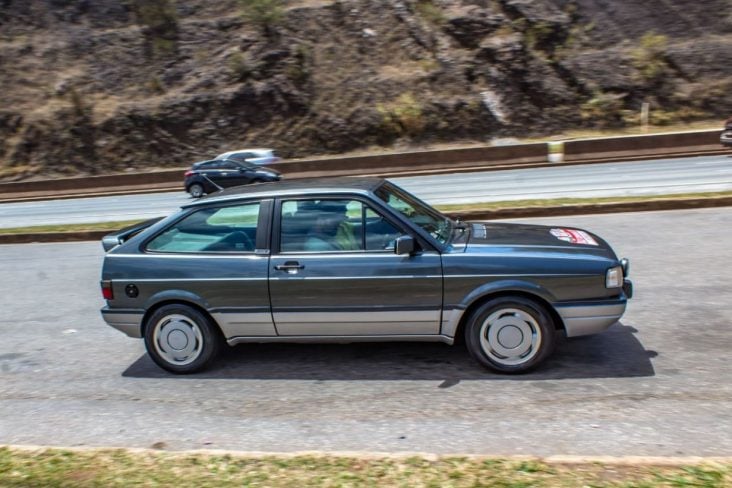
top-left (279, 199), bottom-right (402, 253)
top-left (146, 202), bottom-right (260, 253)
top-left (219, 162), bottom-right (238, 170)
top-left (280, 199), bottom-right (362, 253)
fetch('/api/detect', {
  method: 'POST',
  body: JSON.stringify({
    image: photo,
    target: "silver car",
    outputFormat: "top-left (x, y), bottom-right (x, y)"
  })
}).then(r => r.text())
top-left (215, 148), bottom-right (282, 166)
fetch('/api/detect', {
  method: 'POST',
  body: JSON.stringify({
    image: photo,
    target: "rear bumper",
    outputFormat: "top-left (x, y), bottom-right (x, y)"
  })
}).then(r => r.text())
top-left (101, 307), bottom-right (144, 338)
top-left (555, 293), bottom-right (629, 338)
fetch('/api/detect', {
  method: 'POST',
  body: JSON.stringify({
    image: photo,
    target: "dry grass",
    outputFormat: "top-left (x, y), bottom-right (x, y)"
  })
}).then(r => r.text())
top-left (0, 447), bottom-right (730, 487)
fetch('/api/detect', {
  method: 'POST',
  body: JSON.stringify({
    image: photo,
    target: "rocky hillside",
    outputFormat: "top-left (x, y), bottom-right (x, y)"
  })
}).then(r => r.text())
top-left (1, 0), bottom-right (731, 179)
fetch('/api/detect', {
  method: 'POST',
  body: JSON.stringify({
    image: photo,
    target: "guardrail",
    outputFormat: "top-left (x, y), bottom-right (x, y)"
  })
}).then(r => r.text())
top-left (0, 128), bottom-right (724, 198)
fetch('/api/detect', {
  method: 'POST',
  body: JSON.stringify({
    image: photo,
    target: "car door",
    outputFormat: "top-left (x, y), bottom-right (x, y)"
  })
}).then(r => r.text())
top-left (142, 199), bottom-right (275, 340)
top-left (212, 161), bottom-right (242, 188)
top-left (269, 196), bottom-right (443, 337)
top-left (195, 161), bottom-right (224, 190)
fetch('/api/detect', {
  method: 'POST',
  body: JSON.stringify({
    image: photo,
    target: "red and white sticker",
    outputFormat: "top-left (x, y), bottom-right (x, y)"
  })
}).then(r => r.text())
top-left (550, 228), bottom-right (599, 246)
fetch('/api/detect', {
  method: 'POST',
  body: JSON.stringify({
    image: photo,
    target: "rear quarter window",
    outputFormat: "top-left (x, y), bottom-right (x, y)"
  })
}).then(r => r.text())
top-left (146, 202), bottom-right (260, 253)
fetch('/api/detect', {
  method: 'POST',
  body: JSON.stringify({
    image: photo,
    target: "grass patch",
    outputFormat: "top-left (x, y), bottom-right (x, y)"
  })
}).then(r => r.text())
top-left (434, 190), bottom-right (732, 213)
top-left (2, 191), bottom-right (731, 236)
top-left (0, 220), bottom-right (144, 235)
top-left (0, 447), bottom-right (730, 487)
top-left (522, 119), bottom-right (722, 143)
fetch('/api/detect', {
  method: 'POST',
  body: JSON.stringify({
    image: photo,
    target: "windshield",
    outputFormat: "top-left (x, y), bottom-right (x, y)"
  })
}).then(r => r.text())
top-left (375, 183), bottom-right (453, 245)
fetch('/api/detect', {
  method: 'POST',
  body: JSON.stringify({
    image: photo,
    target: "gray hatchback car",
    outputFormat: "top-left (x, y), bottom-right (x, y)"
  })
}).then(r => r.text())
top-left (100, 177), bottom-right (632, 374)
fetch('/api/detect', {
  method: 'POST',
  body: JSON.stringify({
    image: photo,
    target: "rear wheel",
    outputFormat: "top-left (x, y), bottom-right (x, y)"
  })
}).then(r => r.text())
top-left (465, 296), bottom-right (555, 373)
top-left (188, 183), bottom-right (204, 198)
top-left (143, 304), bottom-right (221, 374)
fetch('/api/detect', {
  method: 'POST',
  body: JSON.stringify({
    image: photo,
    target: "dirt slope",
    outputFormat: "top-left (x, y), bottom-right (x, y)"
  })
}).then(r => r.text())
top-left (1, 0), bottom-right (730, 179)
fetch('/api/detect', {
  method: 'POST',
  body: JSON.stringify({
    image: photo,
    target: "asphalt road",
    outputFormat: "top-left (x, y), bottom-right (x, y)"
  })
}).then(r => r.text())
top-left (1, 155), bottom-right (731, 228)
top-left (1, 208), bottom-right (731, 455)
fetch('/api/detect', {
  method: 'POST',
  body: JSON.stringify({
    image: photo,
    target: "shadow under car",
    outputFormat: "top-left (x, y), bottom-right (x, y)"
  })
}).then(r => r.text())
top-left (123, 322), bottom-right (655, 382)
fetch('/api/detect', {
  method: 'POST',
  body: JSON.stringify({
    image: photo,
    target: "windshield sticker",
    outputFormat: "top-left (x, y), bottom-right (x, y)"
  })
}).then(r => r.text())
top-left (550, 228), bottom-right (599, 246)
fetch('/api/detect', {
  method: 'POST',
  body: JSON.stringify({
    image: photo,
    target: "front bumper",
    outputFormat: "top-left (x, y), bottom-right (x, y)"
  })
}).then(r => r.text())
top-left (101, 307), bottom-right (144, 338)
top-left (555, 286), bottom-right (631, 338)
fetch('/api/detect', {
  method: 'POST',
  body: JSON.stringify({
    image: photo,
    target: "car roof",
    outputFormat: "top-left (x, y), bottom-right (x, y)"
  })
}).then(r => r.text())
top-left (215, 149), bottom-right (273, 159)
top-left (183, 177), bottom-right (386, 208)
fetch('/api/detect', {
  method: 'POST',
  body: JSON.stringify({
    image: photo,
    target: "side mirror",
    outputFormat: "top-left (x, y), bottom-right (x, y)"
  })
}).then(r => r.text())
top-left (394, 235), bottom-right (415, 255)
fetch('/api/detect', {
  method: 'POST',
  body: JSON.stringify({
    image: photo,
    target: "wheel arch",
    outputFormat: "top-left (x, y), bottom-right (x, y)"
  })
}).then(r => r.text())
top-left (141, 298), bottom-right (224, 340)
top-left (452, 288), bottom-right (565, 343)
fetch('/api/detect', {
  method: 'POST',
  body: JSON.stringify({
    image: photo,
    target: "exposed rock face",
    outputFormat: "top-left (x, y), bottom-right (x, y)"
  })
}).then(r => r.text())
top-left (1, 0), bottom-right (731, 180)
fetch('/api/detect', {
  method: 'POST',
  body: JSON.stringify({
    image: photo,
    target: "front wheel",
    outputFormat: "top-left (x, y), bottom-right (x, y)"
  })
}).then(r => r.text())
top-left (143, 304), bottom-right (222, 374)
top-left (465, 296), bottom-right (555, 373)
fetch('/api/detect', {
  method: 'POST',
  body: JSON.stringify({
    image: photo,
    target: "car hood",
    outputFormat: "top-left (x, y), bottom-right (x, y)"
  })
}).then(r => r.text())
top-left (458, 221), bottom-right (618, 260)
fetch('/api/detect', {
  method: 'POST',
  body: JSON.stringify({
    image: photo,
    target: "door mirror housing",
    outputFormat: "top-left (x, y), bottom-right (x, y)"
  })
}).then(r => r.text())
top-left (394, 235), bottom-right (415, 255)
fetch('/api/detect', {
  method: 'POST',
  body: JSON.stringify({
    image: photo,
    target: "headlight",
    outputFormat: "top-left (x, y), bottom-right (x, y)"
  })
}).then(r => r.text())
top-left (606, 265), bottom-right (623, 288)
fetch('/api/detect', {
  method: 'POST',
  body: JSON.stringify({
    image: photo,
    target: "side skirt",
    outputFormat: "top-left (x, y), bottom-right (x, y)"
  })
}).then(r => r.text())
top-left (226, 334), bottom-right (455, 346)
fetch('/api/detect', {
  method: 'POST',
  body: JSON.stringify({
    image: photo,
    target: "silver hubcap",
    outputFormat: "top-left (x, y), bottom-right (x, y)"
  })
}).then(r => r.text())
top-left (479, 308), bottom-right (541, 366)
top-left (152, 314), bottom-right (203, 366)
top-left (190, 185), bottom-right (203, 197)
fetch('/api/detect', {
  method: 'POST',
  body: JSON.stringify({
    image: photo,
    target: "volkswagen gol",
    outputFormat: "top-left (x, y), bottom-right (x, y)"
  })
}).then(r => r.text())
top-left (100, 178), bottom-right (632, 374)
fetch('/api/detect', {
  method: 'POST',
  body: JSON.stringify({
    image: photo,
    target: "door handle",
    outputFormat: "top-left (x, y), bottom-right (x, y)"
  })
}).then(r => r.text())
top-left (275, 261), bottom-right (305, 273)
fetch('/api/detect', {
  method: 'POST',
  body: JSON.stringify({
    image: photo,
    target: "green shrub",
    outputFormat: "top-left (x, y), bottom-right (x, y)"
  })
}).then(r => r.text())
top-left (128, 0), bottom-right (178, 56)
top-left (580, 91), bottom-right (626, 127)
top-left (378, 93), bottom-right (425, 137)
top-left (631, 32), bottom-right (669, 84)
top-left (229, 53), bottom-right (253, 82)
top-left (239, 0), bottom-right (284, 30)
top-left (286, 44), bottom-right (311, 85)
top-left (415, 0), bottom-right (445, 25)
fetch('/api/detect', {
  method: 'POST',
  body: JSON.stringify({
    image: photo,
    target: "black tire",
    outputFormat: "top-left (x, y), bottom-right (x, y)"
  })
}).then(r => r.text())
top-left (143, 304), bottom-right (222, 374)
top-left (464, 296), bottom-right (555, 374)
top-left (189, 183), bottom-right (204, 198)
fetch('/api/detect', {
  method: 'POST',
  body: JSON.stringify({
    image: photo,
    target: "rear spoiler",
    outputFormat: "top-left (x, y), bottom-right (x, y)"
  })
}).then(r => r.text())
top-left (101, 217), bottom-right (165, 252)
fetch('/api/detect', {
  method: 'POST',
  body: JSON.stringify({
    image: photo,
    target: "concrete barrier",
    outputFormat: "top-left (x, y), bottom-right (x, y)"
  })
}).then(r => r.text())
top-left (0, 169), bottom-right (182, 194)
top-left (276, 143), bottom-right (548, 176)
top-left (0, 129), bottom-right (724, 196)
top-left (564, 129), bottom-right (721, 162)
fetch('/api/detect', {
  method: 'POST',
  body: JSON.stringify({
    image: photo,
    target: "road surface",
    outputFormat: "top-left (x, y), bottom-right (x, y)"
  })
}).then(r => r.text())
top-left (0, 155), bottom-right (730, 228)
top-left (1, 208), bottom-right (730, 455)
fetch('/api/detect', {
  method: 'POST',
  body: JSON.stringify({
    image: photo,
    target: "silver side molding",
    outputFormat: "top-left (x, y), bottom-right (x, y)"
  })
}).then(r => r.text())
top-left (227, 334), bottom-right (455, 346)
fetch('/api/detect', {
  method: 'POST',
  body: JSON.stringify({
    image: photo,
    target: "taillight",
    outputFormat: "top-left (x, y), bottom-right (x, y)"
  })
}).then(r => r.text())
top-left (101, 280), bottom-right (114, 300)
top-left (184, 170), bottom-right (194, 177)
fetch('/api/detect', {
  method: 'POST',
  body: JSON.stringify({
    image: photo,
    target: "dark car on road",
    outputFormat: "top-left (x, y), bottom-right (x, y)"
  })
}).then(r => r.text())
top-left (184, 159), bottom-right (281, 198)
top-left (100, 177), bottom-right (632, 375)
top-left (721, 117), bottom-right (732, 148)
